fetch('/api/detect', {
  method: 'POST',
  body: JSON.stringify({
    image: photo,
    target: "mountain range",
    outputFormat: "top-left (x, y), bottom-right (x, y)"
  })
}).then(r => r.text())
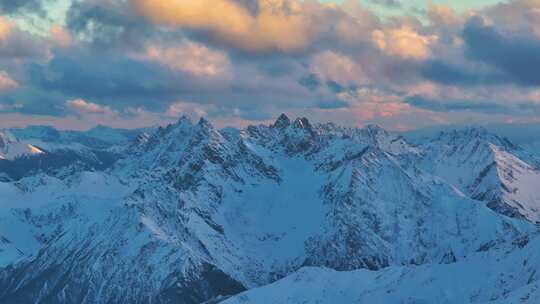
top-left (0, 115), bottom-right (539, 303)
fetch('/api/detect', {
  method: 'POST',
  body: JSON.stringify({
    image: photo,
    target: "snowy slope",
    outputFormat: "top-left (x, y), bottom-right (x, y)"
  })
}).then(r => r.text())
top-left (223, 234), bottom-right (540, 304)
top-left (0, 131), bottom-right (45, 160)
top-left (471, 145), bottom-right (540, 223)
top-left (415, 127), bottom-right (540, 223)
top-left (0, 172), bottom-right (132, 267)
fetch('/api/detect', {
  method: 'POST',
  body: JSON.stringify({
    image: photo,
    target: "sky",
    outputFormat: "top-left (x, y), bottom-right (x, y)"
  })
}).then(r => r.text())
top-left (0, 0), bottom-right (540, 130)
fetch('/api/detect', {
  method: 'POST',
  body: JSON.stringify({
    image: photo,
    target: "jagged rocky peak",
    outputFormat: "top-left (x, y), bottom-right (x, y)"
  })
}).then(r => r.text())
top-left (355, 124), bottom-right (417, 155)
top-left (461, 125), bottom-right (489, 135)
top-left (276, 116), bottom-right (318, 153)
top-left (158, 115), bottom-right (194, 134)
top-left (361, 124), bottom-right (389, 139)
top-left (363, 124), bottom-right (387, 133)
top-left (133, 132), bottom-right (153, 146)
top-left (131, 116), bottom-right (194, 152)
top-left (271, 114), bottom-right (313, 132)
top-left (169, 115), bottom-right (196, 135)
top-left (434, 125), bottom-right (518, 151)
top-left (360, 124), bottom-right (390, 143)
top-left (292, 117), bottom-right (312, 130)
top-left (272, 113), bottom-right (291, 129)
top-left (176, 115), bottom-right (193, 127)
top-left (197, 117), bottom-right (213, 129)
top-left (439, 126), bottom-right (492, 141)
top-left (196, 117), bottom-right (224, 141)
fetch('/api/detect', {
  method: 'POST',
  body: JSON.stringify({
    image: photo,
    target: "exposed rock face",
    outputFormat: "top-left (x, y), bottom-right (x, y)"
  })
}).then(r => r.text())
top-left (272, 113), bottom-right (291, 130)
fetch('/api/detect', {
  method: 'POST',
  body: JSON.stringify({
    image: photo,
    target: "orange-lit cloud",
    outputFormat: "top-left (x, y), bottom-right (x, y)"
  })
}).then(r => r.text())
top-left (2, 0), bottom-right (540, 131)
top-left (66, 99), bottom-right (116, 115)
top-left (428, 4), bottom-right (460, 26)
top-left (0, 71), bottom-right (18, 90)
top-left (132, 0), bottom-right (251, 37)
top-left (372, 26), bottom-right (438, 59)
top-left (138, 41), bottom-right (231, 78)
top-left (50, 25), bottom-right (73, 47)
top-left (0, 17), bottom-right (14, 41)
top-left (310, 51), bottom-right (367, 85)
top-left (378, 102), bottom-right (410, 118)
top-left (132, 0), bottom-right (328, 53)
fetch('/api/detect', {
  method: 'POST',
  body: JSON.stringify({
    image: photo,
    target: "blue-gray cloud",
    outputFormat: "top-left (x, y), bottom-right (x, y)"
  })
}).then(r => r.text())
top-left (298, 74), bottom-right (321, 91)
top-left (66, 1), bottom-right (155, 51)
top-left (463, 16), bottom-right (540, 86)
top-left (316, 99), bottom-right (349, 109)
top-left (367, 0), bottom-right (402, 8)
top-left (27, 54), bottom-right (187, 110)
top-left (0, 0), bottom-right (42, 14)
top-left (0, 88), bottom-right (67, 116)
top-left (420, 60), bottom-right (506, 86)
top-left (405, 95), bottom-right (511, 114)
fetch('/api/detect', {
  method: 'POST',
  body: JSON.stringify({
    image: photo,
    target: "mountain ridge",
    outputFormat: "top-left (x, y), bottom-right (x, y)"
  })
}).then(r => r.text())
top-left (0, 115), bottom-right (539, 303)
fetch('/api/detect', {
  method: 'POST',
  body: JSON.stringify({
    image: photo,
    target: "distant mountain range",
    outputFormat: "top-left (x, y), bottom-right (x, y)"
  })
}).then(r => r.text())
top-left (0, 116), bottom-right (539, 303)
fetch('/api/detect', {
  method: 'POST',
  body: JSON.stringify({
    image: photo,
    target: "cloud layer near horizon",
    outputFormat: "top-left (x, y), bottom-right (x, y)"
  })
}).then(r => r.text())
top-left (1, 0), bottom-right (540, 130)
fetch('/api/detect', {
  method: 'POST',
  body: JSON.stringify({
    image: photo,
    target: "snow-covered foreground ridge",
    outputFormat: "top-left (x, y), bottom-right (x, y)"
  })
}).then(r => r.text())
top-left (223, 234), bottom-right (540, 304)
top-left (0, 115), bottom-right (539, 303)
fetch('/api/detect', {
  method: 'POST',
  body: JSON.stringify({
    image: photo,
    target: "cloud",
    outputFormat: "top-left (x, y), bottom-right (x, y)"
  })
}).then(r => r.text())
top-left (372, 26), bottom-right (438, 60)
top-left (482, 0), bottom-right (540, 39)
top-left (66, 99), bottom-right (116, 115)
top-left (0, 71), bottom-right (18, 91)
top-left (309, 51), bottom-right (367, 86)
top-left (132, 0), bottom-right (251, 37)
top-left (2, 0), bottom-right (540, 130)
top-left (66, 0), bottom-right (153, 50)
top-left (420, 60), bottom-right (505, 86)
top-left (316, 99), bottom-right (349, 109)
top-left (0, 16), bottom-right (46, 59)
top-left (133, 0), bottom-right (310, 51)
top-left (463, 16), bottom-right (540, 86)
top-left (50, 25), bottom-right (73, 48)
top-left (28, 52), bottom-right (195, 109)
top-left (367, 0), bottom-right (402, 8)
top-left (132, 0), bottom-right (351, 53)
top-left (165, 101), bottom-right (209, 119)
top-left (0, 17), bottom-right (15, 41)
top-left (405, 95), bottom-right (511, 114)
top-left (0, 103), bottom-right (23, 112)
top-left (25, 46), bottom-right (318, 119)
top-left (135, 41), bottom-right (231, 78)
top-left (427, 4), bottom-right (460, 27)
top-left (298, 73), bottom-right (321, 91)
top-left (0, 0), bottom-right (42, 14)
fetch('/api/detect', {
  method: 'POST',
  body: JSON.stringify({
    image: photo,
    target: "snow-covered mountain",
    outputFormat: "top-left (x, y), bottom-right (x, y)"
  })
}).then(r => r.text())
top-left (5, 125), bottom-right (150, 151)
top-left (0, 125), bottom-right (153, 182)
top-left (223, 233), bottom-right (540, 304)
top-left (0, 131), bottom-right (45, 160)
top-left (0, 116), bottom-right (539, 303)
top-left (414, 127), bottom-right (540, 223)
